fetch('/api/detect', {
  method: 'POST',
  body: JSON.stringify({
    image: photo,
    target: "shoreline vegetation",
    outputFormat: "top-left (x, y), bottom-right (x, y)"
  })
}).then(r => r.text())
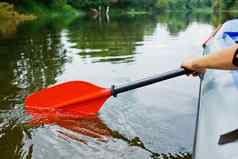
top-left (0, 2), bottom-right (36, 21)
top-left (0, 0), bottom-right (237, 37)
top-left (0, 0), bottom-right (237, 21)
top-left (0, 2), bottom-right (36, 37)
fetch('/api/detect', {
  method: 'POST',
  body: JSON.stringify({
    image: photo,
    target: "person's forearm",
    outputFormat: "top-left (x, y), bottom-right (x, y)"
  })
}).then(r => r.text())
top-left (194, 44), bottom-right (238, 70)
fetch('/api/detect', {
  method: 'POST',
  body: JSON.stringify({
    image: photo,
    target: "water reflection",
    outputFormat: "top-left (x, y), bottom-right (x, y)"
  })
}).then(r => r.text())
top-left (157, 11), bottom-right (212, 35)
top-left (0, 118), bottom-right (32, 159)
top-left (0, 18), bottom-right (18, 38)
top-left (26, 110), bottom-right (113, 141)
top-left (26, 109), bottom-right (191, 159)
top-left (0, 17), bottom-right (75, 158)
top-left (0, 11), bottom-right (237, 159)
top-left (212, 11), bottom-right (238, 26)
top-left (66, 16), bottom-right (157, 63)
top-left (0, 18), bottom-right (76, 94)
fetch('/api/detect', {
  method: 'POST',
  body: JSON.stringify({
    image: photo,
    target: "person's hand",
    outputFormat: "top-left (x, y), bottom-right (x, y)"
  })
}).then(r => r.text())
top-left (181, 58), bottom-right (207, 76)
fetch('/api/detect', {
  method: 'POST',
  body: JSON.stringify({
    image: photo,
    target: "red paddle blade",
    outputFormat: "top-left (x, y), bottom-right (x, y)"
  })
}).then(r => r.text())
top-left (25, 81), bottom-right (112, 115)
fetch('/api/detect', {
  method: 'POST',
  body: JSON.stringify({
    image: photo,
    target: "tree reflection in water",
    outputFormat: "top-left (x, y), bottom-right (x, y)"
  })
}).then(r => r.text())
top-left (26, 108), bottom-right (191, 159)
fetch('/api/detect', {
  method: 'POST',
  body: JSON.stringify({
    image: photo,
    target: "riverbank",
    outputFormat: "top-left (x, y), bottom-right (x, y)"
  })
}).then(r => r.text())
top-left (0, 1), bottom-right (221, 21)
top-left (0, 2), bottom-right (36, 21)
top-left (0, 1), bottom-right (81, 21)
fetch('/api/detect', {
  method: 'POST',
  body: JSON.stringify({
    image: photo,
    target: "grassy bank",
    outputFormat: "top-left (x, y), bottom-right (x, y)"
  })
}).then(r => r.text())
top-left (0, 2), bottom-right (36, 20)
top-left (0, 2), bottom-right (81, 37)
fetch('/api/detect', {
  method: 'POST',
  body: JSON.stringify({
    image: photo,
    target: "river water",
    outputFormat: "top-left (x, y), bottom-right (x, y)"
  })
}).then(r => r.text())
top-left (0, 12), bottom-right (235, 159)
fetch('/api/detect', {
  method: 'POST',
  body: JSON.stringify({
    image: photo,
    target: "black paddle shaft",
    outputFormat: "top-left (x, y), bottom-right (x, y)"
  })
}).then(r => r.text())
top-left (111, 68), bottom-right (191, 97)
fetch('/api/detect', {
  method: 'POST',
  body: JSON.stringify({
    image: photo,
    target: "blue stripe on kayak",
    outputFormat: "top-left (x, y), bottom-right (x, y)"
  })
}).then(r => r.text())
top-left (223, 32), bottom-right (238, 42)
top-left (224, 32), bottom-right (238, 37)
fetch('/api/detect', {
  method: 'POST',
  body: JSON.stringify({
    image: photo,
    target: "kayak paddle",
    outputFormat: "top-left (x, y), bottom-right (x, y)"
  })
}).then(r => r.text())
top-left (25, 68), bottom-right (191, 115)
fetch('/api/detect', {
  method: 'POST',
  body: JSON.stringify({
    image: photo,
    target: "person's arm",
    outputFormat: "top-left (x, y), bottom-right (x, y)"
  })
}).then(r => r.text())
top-left (182, 44), bottom-right (238, 75)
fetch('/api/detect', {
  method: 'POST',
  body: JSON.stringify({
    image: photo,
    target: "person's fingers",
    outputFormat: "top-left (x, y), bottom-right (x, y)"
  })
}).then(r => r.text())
top-left (181, 62), bottom-right (192, 69)
top-left (181, 58), bottom-right (207, 77)
top-left (192, 69), bottom-right (206, 77)
top-left (192, 72), bottom-right (200, 77)
top-left (181, 65), bottom-right (206, 77)
top-left (181, 58), bottom-right (197, 70)
top-left (181, 60), bottom-right (198, 76)
top-left (181, 66), bottom-right (193, 76)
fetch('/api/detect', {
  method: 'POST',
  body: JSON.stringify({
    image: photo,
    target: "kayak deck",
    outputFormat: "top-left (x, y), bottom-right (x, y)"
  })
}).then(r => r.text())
top-left (193, 19), bottom-right (238, 159)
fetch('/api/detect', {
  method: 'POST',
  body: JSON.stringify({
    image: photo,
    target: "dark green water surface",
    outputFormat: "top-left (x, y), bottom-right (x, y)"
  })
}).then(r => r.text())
top-left (0, 12), bottom-right (235, 159)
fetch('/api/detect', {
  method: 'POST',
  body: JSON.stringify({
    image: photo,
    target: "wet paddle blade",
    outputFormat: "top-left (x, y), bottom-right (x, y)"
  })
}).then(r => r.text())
top-left (25, 81), bottom-right (112, 115)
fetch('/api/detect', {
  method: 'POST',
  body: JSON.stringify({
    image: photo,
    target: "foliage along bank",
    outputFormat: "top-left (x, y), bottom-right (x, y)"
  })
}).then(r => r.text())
top-left (0, 2), bottom-right (35, 20)
top-left (0, 0), bottom-right (79, 19)
top-left (1, 0), bottom-right (238, 19)
top-left (0, 0), bottom-right (216, 16)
